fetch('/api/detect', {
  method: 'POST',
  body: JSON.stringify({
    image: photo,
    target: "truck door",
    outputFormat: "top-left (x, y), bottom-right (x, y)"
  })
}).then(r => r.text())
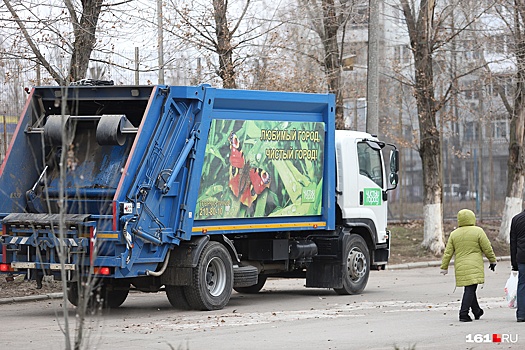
top-left (357, 140), bottom-right (387, 244)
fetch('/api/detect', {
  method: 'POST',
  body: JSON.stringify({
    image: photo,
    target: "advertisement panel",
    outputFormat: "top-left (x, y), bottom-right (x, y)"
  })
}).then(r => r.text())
top-left (196, 119), bottom-right (325, 219)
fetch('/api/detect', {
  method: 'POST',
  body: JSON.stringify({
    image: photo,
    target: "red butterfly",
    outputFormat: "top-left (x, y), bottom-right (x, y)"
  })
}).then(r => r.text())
top-left (228, 132), bottom-right (271, 207)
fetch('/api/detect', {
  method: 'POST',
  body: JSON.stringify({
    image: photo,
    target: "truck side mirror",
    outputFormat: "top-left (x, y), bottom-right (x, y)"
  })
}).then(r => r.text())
top-left (389, 173), bottom-right (398, 186)
top-left (390, 149), bottom-right (399, 173)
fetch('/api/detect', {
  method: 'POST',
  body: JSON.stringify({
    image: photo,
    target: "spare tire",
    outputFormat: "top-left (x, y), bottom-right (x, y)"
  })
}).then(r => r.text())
top-left (233, 265), bottom-right (258, 288)
top-left (234, 275), bottom-right (267, 294)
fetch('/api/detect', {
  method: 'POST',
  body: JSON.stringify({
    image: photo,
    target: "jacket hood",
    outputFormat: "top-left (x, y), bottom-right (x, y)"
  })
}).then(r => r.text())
top-left (457, 209), bottom-right (476, 227)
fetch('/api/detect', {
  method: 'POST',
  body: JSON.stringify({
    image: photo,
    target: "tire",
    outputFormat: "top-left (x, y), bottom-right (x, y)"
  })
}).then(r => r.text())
top-left (233, 265), bottom-right (259, 288)
top-left (166, 285), bottom-right (191, 310)
top-left (67, 280), bottom-right (98, 309)
top-left (101, 281), bottom-right (130, 308)
top-left (67, 282), bottom-right (79, 307)
top-left (334, 234), bottom-right (370, 295)
top-left (183, 241), bottom-right (233, 311)
top-left (234, 275), bottom-right (267, 294)
top-left (67, 280), bottom-right (97, 308)
top-left (102, 288), bottom-right (129, 308)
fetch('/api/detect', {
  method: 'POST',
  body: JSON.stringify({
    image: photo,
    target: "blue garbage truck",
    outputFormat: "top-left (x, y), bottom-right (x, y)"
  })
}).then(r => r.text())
top-left (0, 84), bottom-right (398, 310)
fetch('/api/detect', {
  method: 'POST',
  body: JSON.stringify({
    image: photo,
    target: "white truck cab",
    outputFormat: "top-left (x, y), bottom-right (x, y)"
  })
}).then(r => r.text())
top-left (335, 130), bottom-right (399, 269)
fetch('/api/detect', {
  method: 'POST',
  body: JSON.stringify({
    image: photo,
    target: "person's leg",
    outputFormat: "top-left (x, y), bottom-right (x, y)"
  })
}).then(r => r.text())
top-left (517, 264), bottom-right (525, 321)
top-left (470, 284), bottom-right (483, 319)
top-left (459, 285), bottom-right (475, 321)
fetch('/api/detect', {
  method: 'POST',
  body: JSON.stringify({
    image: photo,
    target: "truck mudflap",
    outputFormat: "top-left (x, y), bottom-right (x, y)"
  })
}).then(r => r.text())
top-left (1, 213), bottom-right (93, 274)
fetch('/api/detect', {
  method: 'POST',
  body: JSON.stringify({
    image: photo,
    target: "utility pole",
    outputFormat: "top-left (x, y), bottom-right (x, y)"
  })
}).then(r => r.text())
top-left (366, 0), bottom-right (379, 135)
top-left (157, 0), bottom-right (164, 84)
top-left (36, 64), bottom-right (41, 86)
top-left (135, 47), bottom-right (140, 85)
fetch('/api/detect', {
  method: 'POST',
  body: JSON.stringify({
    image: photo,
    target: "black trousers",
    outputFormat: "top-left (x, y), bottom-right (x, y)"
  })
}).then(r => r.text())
top-left (460, 284), bottom-right (482, 317)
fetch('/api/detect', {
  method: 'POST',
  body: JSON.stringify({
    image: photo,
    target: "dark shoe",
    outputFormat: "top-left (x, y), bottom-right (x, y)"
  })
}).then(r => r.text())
top-left (474, 309), bottom-right (484, 320)
top-left (517, 318), bottom-right (525, 322)
top-left (460, 316), bottom-right (473, 322)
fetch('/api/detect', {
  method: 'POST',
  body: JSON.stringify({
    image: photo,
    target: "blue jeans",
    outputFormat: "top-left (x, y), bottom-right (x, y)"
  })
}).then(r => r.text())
top-left (517, 264), bottom-right (525, 320)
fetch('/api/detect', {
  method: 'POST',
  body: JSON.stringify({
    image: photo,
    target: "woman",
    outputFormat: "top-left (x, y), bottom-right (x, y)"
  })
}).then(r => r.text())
top-left (440, 209), bottom-right (497, 322)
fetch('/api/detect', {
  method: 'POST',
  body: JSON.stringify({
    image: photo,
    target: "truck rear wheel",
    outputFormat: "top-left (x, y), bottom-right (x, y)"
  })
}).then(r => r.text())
top-left (184, 241), bottom-right (233, 311)
top-left (67, 280), bottom-right (129, 309)
top-left (166, 285), bottom-right (191, 310)
top-left (67, 282), bottom-right (80, 307)
top-left (67, 281), bottom-right (95, 308)
top-left (101, 281), bottom-right (130, 308)
top-left (334, 234), bottom-right (370, 295)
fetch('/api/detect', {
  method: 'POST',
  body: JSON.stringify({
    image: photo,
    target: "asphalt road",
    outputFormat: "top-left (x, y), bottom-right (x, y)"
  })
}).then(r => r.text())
top-left (0, 262), bottom-right (523, 350)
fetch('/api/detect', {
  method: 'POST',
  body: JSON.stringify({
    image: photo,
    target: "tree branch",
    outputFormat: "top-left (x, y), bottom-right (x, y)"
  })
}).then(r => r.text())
top-left (2, 0), bottom-right (64, 84)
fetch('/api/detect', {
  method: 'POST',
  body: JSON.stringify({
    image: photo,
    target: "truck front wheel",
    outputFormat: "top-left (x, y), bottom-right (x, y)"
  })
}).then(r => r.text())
top-left (184, 241), bottom-right (233, 310)
top-left (334, 234), bottom-right (370, 295)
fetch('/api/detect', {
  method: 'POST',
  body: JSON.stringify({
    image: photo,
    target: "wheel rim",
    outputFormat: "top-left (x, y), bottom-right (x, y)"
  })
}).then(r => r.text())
top-left (346, 247), bottom-right (367, 281)
top-left (206, 256), bottom-right (227, 296)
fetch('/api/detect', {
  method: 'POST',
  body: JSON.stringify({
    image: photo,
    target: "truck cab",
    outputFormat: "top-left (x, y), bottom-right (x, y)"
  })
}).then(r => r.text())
top-left (336, 130), bottom-right (398, 269)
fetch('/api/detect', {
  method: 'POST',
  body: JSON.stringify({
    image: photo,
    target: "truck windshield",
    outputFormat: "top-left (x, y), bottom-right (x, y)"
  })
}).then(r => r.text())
top-left (357, 141), bottom-right (383, 187)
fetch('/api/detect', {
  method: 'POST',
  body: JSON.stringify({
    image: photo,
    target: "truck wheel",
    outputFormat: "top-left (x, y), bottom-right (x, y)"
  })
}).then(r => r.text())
top-left (67, 282), bottom-right (79, 307)
top-left (67, 281), bottom-right (99, 308)
top-left (67, 281), bottom-right (95, 308)
top-left (184, 241), bottom-right (233, 311)
top-left (234, 275), bottom-right (267, 294)
top-left (334, 234), bottom-right (370, 295)
top-left (166, 285), bottom-right (191, 310)
top-left (101, 281), bottom-right (130, 308)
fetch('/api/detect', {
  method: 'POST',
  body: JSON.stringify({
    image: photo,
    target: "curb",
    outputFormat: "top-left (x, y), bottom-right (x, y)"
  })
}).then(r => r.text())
top-left (0, 257), bottom-right (513, 304)
top-left (387, 255), bottom-right (511, 270)
top-left (0, 292), bottom-right (63, 305)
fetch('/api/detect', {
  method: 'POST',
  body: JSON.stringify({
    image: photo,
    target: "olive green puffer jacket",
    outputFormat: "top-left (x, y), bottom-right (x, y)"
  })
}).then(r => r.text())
top-left (441, 209), bottom-right (497, 287)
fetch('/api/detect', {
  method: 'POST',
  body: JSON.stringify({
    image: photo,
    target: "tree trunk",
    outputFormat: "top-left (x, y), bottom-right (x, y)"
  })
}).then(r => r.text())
top-left (401, 0), bottom-right (444, 255)
top-left (320, 0), bottom-right (344, 129)
top-left (499, 3), bottom-right (525, 243)
top-left (213, 0), bottom-right (236, 89)
top-left (68, 0), bottom-right (103, 82)
top-left (499, 81), bottom-right (525, 243)
top-left (415, 53), bottom-right (444, 254)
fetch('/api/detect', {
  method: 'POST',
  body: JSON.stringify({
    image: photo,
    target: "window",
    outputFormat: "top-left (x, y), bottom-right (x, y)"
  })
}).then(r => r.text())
top-left (491, 76), bottom-right (514, 97)
top-left (357, 141), bottom-right (383, 187)
top-left (350, 5), bottom-right (369, 28)
top-left (463, 85), bottom-right (480, 100)
top-left (486, 35), bottom-right (508, 54)
top-left (464, 121), bottom-right (478, 141)
top-left (492, 120), bottom-right (508, 139)
top-left (462, 40), bottom-right (481, 60)
top-left (394, 45), bottom-right (411, 65)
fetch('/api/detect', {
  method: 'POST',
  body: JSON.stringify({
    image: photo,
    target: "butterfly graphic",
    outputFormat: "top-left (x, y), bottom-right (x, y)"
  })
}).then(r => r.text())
top-left (228, 132), bottom-right (271, 207)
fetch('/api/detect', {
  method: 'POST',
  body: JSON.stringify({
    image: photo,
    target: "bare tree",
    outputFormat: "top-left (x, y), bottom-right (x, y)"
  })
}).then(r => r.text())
top-left (2, 0), bottom-right (105, 84)
top-left (494, 1), bottom-right (525, 243)
top-left (165, 0), bottom-right (279, 89)
top-left (398, 1), bottom-right (495, 254)
top-left (212, 0), bottom-right (240, 88)
top-left (399, 0), bottom-right (446, 254)
top-left (1, 2), bottom-right (115, 349)
top-left (298, 0), bottom-right (352, 129)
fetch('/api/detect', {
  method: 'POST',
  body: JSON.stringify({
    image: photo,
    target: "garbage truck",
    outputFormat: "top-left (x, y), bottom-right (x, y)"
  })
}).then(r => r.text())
top-left (0, 84), bottom-right (399, 310)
